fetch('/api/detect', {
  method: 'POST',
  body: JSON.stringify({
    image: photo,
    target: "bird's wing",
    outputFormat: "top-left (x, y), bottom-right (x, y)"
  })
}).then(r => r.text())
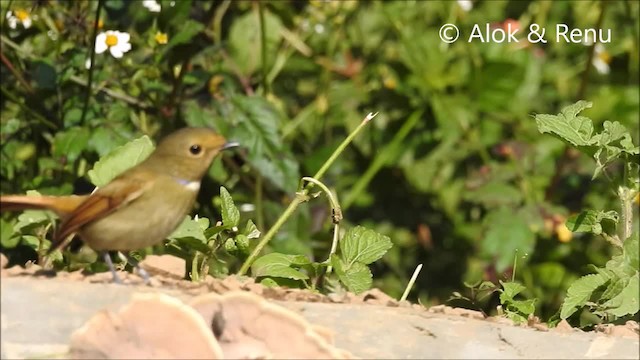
top-left (51, 172), bottom-right (154, 251)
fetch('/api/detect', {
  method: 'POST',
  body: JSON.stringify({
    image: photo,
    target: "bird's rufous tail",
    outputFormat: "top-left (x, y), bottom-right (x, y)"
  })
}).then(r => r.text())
top-left (0, 195), bottom-right (88, 217)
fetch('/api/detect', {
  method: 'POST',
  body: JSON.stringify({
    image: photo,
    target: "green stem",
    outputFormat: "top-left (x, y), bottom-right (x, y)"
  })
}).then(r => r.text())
top-left (258, 1), bottom-right (270, 95)
top-left (238, 112), bottom-right (378, 275)
top-left (313, 112), bottom-right (378, 180)
top-left (79, 0), bottom-right (103, 125)
top-left (301, 177), bottom-right (342, 274)
top-left (238, 193), bottom-right (307, 275)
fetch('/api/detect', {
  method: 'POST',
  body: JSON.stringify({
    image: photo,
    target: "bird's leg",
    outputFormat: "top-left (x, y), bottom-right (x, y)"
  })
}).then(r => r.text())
top-left (117, 251), bottom-right (150, 285)
top-left (101, 252), bottom-right (122, 284)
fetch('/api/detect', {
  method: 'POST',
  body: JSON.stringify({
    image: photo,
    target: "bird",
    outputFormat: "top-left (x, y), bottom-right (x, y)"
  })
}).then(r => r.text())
top-left (0, 127), bottom-right (239, 283)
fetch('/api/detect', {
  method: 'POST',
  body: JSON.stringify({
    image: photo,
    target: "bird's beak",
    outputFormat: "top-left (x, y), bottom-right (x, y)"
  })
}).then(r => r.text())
top-left (221, 141), bottom-right (240, 151)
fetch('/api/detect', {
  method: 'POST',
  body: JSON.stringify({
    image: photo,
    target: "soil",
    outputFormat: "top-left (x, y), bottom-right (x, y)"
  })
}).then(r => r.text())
top-left (1, 254), bottom-right (638, 359)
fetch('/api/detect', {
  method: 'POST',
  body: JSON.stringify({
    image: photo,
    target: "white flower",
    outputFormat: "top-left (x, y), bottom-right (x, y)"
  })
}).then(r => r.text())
top-left (592, 44), bottom-right (610, 75)
top-left (142, 0), bottom-right (161, 13)
top-left (85, 58), bottom-right (92, 69)
top-left (457, 0), bottom-right (473, 12)
top-left (6, 9), bottom-right (32, 29)
top-left (95, 31), bottom-right (132, 59)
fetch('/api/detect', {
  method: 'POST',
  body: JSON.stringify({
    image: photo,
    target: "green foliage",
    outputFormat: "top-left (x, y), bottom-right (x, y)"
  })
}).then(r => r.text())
top-left (87, 136), bottom-right (155, 187)
top-left (1, 1), bottom-right (639, 324)
top-left (537, 101), bottom-right (639, 324)
top-left (498, 281), bottom-right (537, 324)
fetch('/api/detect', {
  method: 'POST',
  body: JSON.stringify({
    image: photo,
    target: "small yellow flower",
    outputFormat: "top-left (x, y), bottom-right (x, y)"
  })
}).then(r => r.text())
top-left (6, 9), bottom-right (32, 29)
top-left (95, 30), bottom-right (132, 58)
top-left (556, 223), bottom-right (573, 243)
top-left (155, 31), bottom-right (168, 45)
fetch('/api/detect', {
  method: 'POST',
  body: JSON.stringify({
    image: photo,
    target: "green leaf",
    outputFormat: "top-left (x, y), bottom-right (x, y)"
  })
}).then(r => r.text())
top-left (251, 253), bottom-right (309, 280)
top-left (87, 135), bottom-right (155, 187)
top-left (499, 281), bottom-right (526, 302)
top-left (33, 60), bottom-right (57, 90)
top-left (243, 219), bottom-right (261, 239)
top-left (560, 273), bottom-right (609, 319)
top-left (481, 208), bottom-right (536, 272)
top-left (52, 127), bottom-right (90, 162)
top-left (230, 95), bottom-right (299, 191)
top-left (623, 234), bottom-right (639, 269)
top-left (602, 272), bottom-right (639, 317)
top-left (228, 10), bottom-right (283, 75)
top-left (340, 226), bottom-right (393, 265)
top-left (1, 219), bottom-right (20, 248)
top-left (464, 181), bottom-right (523, 206)
top-left (507, 299), bottom-right (536, 316)
top-left (535, 101), bottom-right (596, 147)
top-left (566, 210), bottom-right (618, 234)
top-left (331, 255), bottom-right (372, 294)
top-left (167, 216), bottom-right (209, 253)
top-left (163, 19), bottom-right (204, 52)
top-left (219, 186), bottom-right (240, 228)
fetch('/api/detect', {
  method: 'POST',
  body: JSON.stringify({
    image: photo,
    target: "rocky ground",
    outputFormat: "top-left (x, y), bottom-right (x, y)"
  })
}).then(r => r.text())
top-left (1, 255), bottom-right (638, 359)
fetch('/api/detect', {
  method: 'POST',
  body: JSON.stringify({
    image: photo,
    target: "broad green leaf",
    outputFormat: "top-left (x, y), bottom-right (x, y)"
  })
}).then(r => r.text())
top-left (560, 273), bottom-right (609, 319)
top-left (235, 234), bottom-right (249, 252)
top-left (499, 281), bottom-right (526, 302)
top-left (340, 226), bottom-right (393, 265)
top-left (481, 208), bottom-right (536, 272)
top-left (219, 186), bottom-right (240, 228)
top-left (251, 253), bottom-right (309, 280)
top-left (623, 234), bottom-right (639, 269)
top-left (87, 135), bottom-right (154, 187)
top-left (602, 272), bottom-right (639, 317)
top-left (535, 101), bottom-right (596, 147)
top-left (464, 181), bottom-right (523, 206)
top-left (1, 219), bottom-right (20, 248)
top-left (228, 10), bottom-right (283, 75)
top-left (331, 255), bottom-right (372, 294)
top-left (33, 60), bottom-right (57, 90)
top-left (53, 127), bottom-right (90, 162)
top-left (229, 95), bottom-right (299, 191)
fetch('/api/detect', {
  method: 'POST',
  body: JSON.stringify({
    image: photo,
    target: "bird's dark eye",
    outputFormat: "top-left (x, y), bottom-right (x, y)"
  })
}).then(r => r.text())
top-left (189, 144), bottom-right (202, 155)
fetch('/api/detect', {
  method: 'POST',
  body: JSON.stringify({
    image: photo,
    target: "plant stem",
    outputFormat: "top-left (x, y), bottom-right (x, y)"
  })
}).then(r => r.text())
top-left (80, 0), bottom-right (103, 125)
top-left (258, 1), bottom-right (270, 95)
top-left (237, 112), bottom-right (378, 275)
top-left (302, 177), bottom-right (342, 274)
top-left (313, 112), bottom-right (378, 180)
top-left (238, 193), bottom-right (307, 275)
top-left (400, 264), bottom-right (423, 302)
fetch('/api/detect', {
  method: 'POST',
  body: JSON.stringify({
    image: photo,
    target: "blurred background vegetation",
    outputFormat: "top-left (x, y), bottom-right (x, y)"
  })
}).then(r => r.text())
top-left (1, 0), bottom-right (638, 324)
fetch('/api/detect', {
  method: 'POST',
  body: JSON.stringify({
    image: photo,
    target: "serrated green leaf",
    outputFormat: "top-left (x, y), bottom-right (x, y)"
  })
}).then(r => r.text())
top-left (506, 299), bottom-right (536, 317)
top-left (535, 101), bottom-right (596, 147)
top-left (602, 272), bottom-right (639, 317)
top-left (340, 226), bottom-right (393, 265)
top-left (560, 273), bottom-right (609, 319)
top-left (251, 253), bottom-right (309, 280)
top-left (331, 254), bottom-right (372, 294)
top-left (219, 186), bottom-right (240, 228)
top-left (87, 135), bottom-right (155, 187)
top-left (499, 281), bottom-right (526, 302)
top-left (623, 234), bottom-right (639, 269)
top-left (566, 210), bottom-right (618, 234)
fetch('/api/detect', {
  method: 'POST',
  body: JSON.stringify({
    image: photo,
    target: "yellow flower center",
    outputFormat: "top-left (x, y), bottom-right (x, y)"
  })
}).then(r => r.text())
top-left (155, 32), bottom-right (168, 45)
top-left (105, 34), bottom-right (118, 47)
top-left (598, 51), bottom-right (612, 64)
top-left (15, 9), bottom-right (29, 21)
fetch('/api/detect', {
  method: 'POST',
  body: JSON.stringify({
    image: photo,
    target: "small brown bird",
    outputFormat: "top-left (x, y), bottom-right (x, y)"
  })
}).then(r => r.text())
top-left (0, 127), bottom-right (238, 283)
